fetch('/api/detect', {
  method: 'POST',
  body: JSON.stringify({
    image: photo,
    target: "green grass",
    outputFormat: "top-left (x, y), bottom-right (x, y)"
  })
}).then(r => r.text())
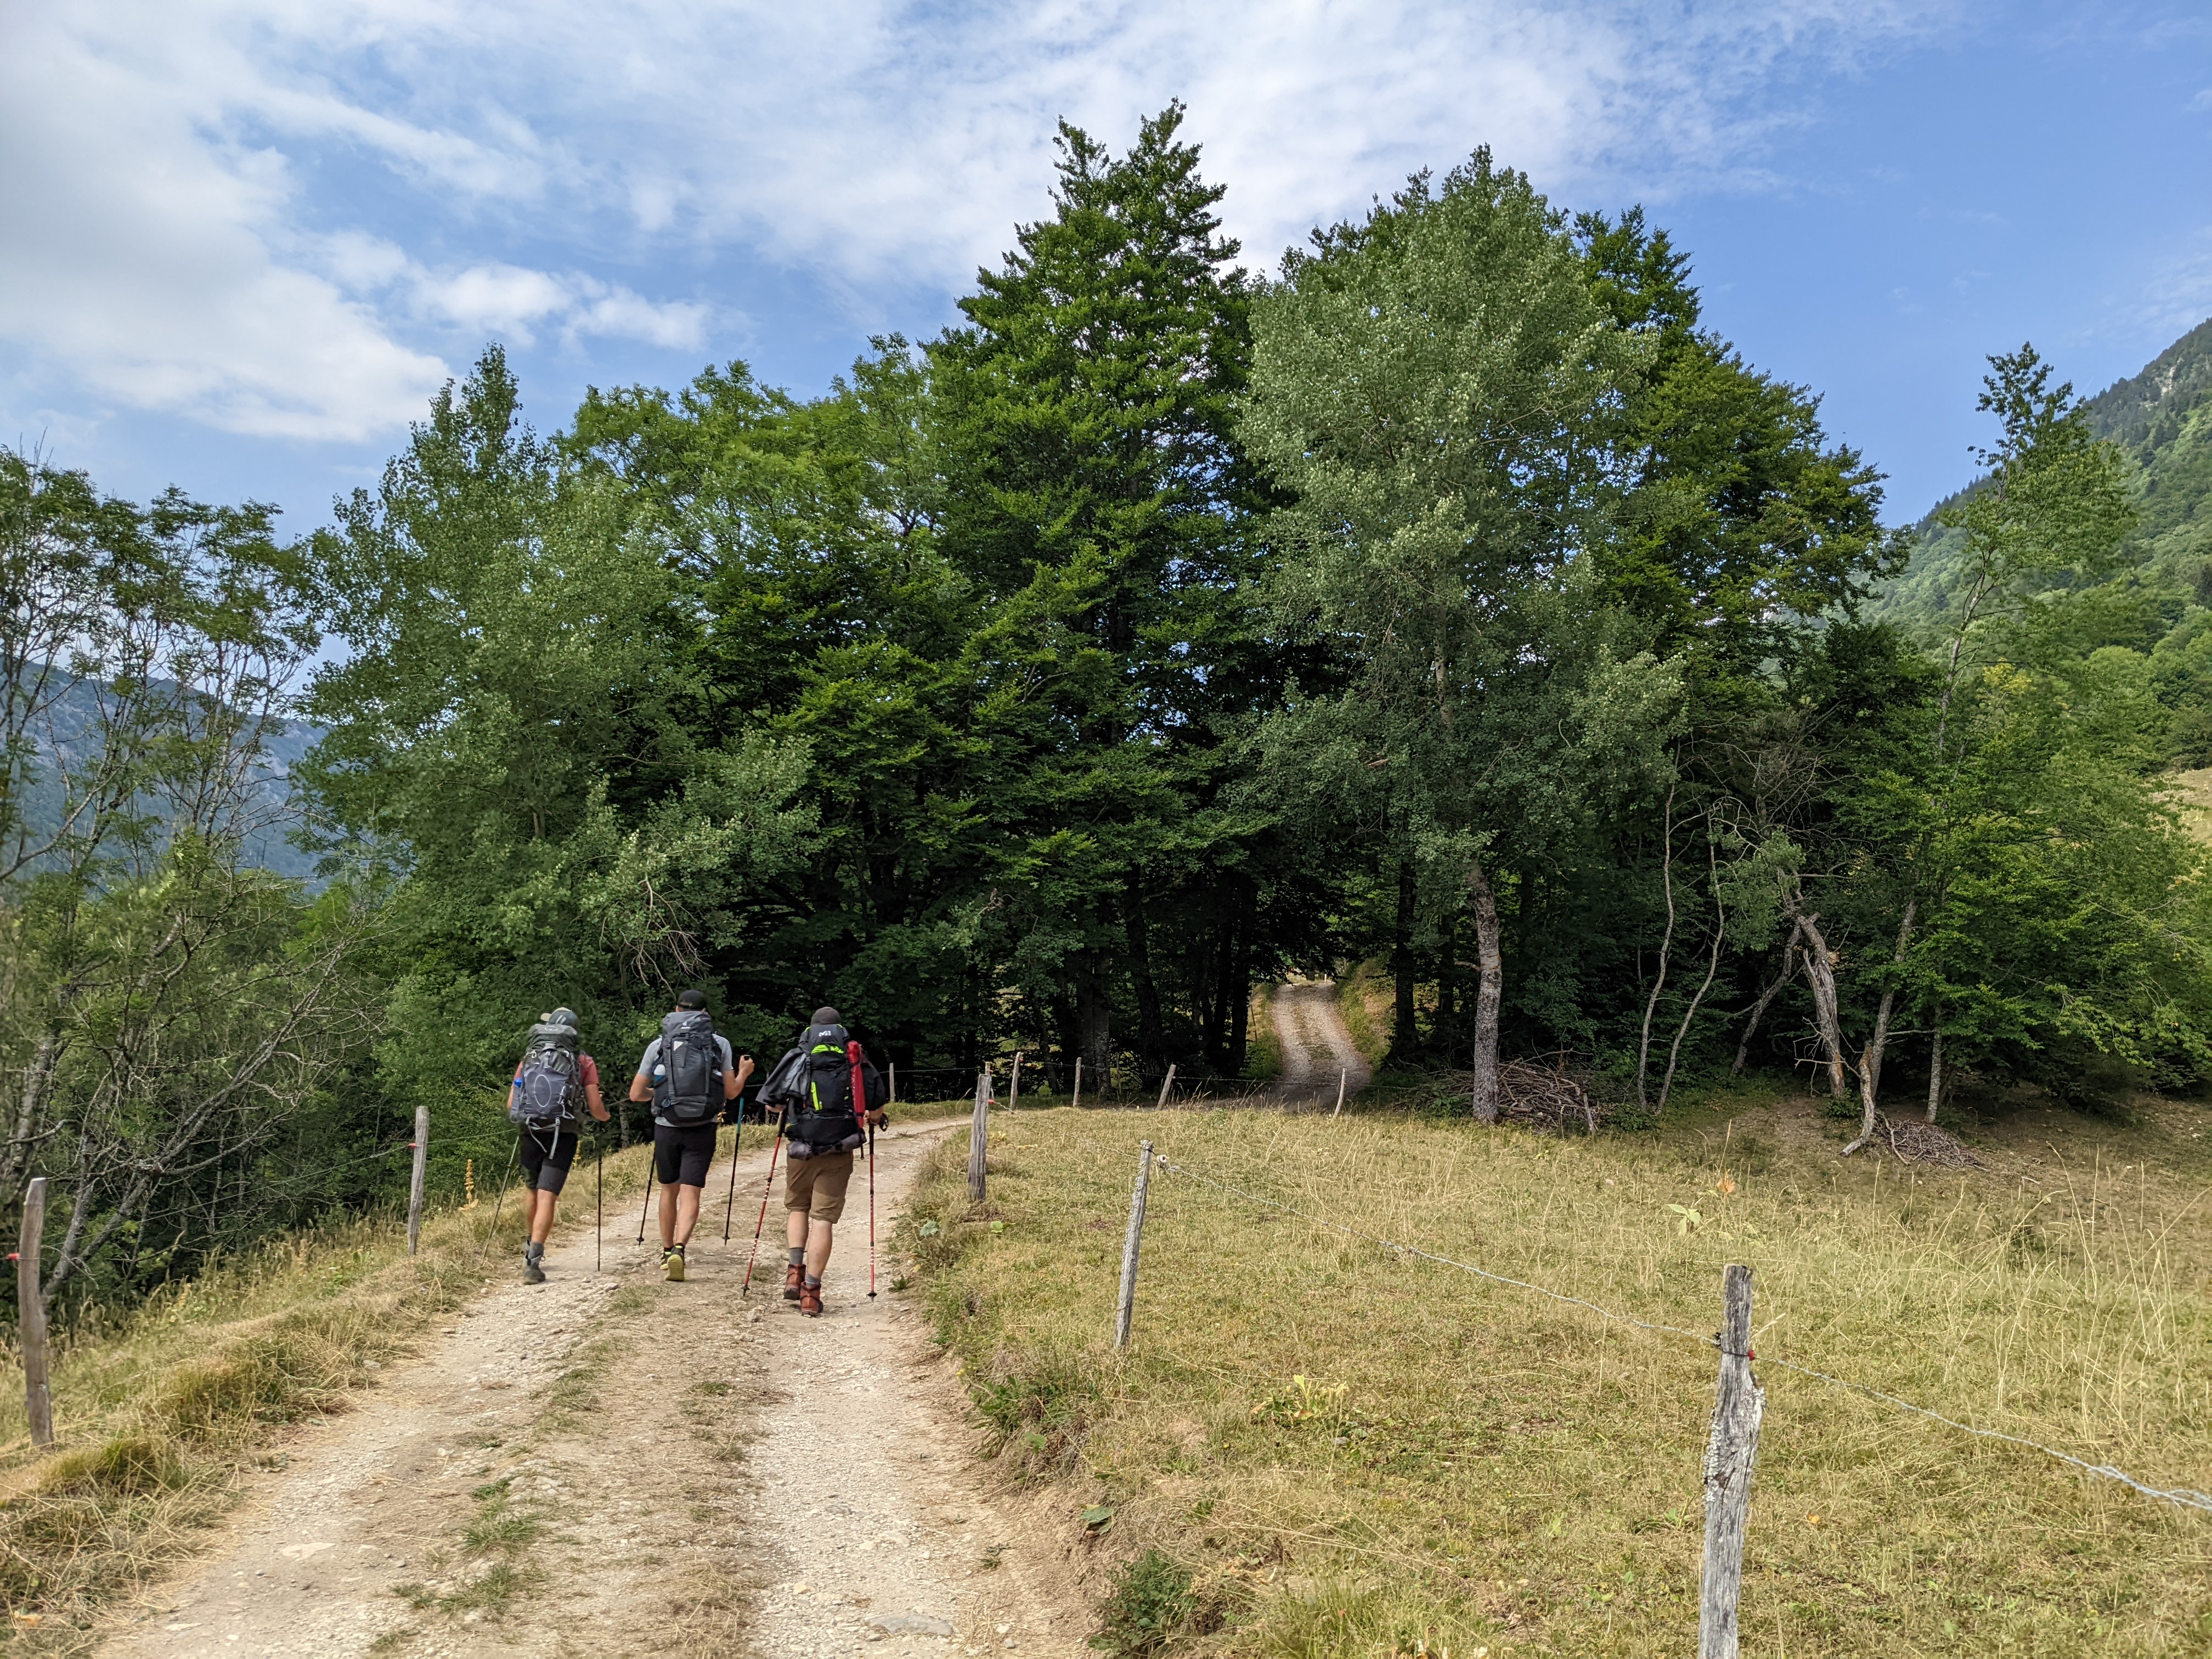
top-left (1246, 986), bottom-right (1284, 1084)
top-left (907, 1098), bottom-right (2212, 1656)
top-left (1335, 963), bottom-right (1391, 1065)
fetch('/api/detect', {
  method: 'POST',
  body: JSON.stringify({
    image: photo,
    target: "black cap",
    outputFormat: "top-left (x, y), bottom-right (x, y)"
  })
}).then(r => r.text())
top-left (812, 1006), bottom-right (840, 1024)
top-left (675, 988), bottom-right (708, 1011)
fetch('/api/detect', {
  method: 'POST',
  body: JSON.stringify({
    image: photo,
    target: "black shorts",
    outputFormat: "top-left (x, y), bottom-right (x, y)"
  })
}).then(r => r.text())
top-left (653, 1122), bottom-right (717, 1188)
top-left (518, 1129), bottom-right (579, 1194)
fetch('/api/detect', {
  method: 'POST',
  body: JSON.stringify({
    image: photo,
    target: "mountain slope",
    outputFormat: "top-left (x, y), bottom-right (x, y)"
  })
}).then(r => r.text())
top-left (1872, 319), bottom-right (2212, 760)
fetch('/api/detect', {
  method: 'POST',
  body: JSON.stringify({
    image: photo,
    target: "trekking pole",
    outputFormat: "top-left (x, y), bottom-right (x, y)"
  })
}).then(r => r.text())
top-left (722, 1098), bottom-right (744, 1245)
top-left (741, 1114), bottom-right (787, 1296)
top-left (636, 1156), bottom-right (656, 1245)
top-left (595, 1131), bottom-right (605, 1272)
top-left (476, 1139), bottom-right (521, 1269)
top-left (848, 1042), bottom-right (876, 1300)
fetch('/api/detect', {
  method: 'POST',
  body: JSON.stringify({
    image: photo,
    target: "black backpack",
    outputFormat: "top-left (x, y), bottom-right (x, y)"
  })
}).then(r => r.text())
top-left (510, 1020), bottom-right (583, 1129)
top-left (782, 1022), bottom-right (883, 1153)
top-left (653, 1009), bottom-right (724, 1125)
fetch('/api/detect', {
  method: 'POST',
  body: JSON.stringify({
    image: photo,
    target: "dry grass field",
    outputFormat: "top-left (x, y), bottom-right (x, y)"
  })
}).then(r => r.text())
top-left (904, 1091), bottom-right (2212, 1657)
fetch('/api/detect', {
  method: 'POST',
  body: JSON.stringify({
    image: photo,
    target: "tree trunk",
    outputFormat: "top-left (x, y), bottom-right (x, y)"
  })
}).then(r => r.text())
top-left (1638, 787), bottom-right (1678, 1109)
top-left (1123, 876), bottom-right (1165, 1076)
top-left (1078, 968), bottom-right (1112, 1088)
top-left (1926, 1026), bottom-right (1944, 1123)
top-left (1389, 854), bottom-right (1419, 1065)
top-left (1793, 913), bottom-right (1848, 1099)
top-left (1658, 839), bottom-right (1726, 1112)
top-left (1227, 891), bottom-right (1253, 1077)
top-left (1468, 856), bottom-right (1502, 1124)
top-left (1842, 901), bottom-right (1915, 1158)
top-left (1732, 945), bottom-right (1797, 1076)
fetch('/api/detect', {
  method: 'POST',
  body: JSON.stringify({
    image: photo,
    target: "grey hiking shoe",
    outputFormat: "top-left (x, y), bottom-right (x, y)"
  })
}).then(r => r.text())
top-left (523, 1250), bottom-right (545, 1285)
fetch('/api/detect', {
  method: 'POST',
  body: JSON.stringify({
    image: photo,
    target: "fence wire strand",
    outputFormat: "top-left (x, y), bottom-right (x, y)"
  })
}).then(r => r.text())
top-left (1147, 1148), bottom-right (2212, 1519)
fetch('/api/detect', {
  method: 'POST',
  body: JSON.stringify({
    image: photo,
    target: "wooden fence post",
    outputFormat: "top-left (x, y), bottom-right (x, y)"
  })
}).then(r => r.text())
top-left (1333, 1068), bottom-right (1348, 1119)
top-left (1010, 1051), bottom-right (1023, 1111)
top-left (407, 1102), bottom-right (430, 1256)
top-left (1699, 1263), bottom-right (1764, 1659)
top-left (1072, 1057), bottom-right (1082, 1108)
top-left (17, 1177), bottom-right (51, 1447)
top-left (888, 1060), bottom-right (896, 1105)
top-left (1153, 1063), bottom-right (1177, 1111)
top-left (1113, 1141), bottom-right (1154, 1350)
top-left (968, 1068), bottom-right (991, 1204)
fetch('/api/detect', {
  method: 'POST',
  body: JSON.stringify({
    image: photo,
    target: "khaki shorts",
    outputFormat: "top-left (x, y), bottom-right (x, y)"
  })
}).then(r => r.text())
top-left (785, 1149), bottom-right (854, 1223)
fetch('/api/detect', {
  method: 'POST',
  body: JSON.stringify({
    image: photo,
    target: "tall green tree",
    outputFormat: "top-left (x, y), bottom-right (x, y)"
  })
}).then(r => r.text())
top-left (1242, 153), bottom-right (1681, 1119)
top-left (928, 103), bottom-right (1285, 1082)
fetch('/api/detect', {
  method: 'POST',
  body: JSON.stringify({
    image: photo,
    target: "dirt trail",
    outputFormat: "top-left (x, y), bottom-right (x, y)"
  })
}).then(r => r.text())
top-left (98, 1122), bottom-right (1088, 1659)
top-left (1265, 979), bottom-right (1372, 1108)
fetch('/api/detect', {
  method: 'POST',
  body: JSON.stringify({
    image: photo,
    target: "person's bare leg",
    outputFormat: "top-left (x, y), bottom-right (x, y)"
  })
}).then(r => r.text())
top-left (805, 1216), bottom-right (834, 1279)
top-left (786, 1209), bottom-right (808, 1252)
top-left (672, 1184), bottom-right (702, 1248)
top-left (658, 1180), bottom-right (679, 1249)
top-left (528, 1189), bottom-right (558, 1245)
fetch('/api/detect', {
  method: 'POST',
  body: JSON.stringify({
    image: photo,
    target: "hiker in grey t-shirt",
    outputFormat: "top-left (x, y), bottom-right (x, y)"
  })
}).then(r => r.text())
top-left (628, 988), bottom-right (753, 1280)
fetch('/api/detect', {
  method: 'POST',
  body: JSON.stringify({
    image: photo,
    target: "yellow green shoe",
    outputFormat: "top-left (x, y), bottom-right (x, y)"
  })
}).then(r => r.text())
top-left (663, 1248), bottom-right (686, 1282)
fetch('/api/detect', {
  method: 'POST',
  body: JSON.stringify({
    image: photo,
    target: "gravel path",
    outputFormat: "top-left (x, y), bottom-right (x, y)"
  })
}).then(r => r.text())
top-left (97, 1121), bottom-right (1088, 1659)
top-left (1266, 979), bottom-right (1372, 1108)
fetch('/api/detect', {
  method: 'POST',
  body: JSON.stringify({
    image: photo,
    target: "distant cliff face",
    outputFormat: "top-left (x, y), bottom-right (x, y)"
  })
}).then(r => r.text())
top-left (9, 678), bottom-right (325, 883)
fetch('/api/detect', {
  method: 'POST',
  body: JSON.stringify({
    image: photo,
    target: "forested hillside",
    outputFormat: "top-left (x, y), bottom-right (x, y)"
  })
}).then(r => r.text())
top-left (6, 107), bottom-right (2210, 1324)
top-left (1879, 319), bottom-right (2212, 756)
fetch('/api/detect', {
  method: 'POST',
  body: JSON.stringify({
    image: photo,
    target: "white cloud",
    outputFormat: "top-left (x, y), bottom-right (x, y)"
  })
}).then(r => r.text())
top-left (1, 0), bottom-right (1951, 443)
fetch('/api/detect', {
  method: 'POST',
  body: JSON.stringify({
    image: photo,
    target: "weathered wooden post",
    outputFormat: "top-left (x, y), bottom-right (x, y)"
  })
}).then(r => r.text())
top-left (968, 1067), bottom-right (991, 1203)
top-left (1153, 1063), bottom-right (1177, 1111)
top-left (1009, 1051), bottom-right (1024, 1111)
top-left (1699, 1263), bottom-right (1764, 1659)
top-left (1332, 1068), bottom-right (1348, 1119)
top-left (1071, 1057), bottom-right (1082, 1108)
top-left (17, 1177), bottom-right (52, 1447)
top-left (888, 1060), bottom-right (897, 1105)
top-left (407, 1102), bottom-right (431, 1255)
top-left (1113, 1142), bottom-right (1154, 1350)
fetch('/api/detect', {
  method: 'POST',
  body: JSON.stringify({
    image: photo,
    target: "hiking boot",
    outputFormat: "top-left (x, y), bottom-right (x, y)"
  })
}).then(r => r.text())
top-left (523, 1251), bottom-right (545, 1285)
top-left (783, 1263), bottom-right (804, 1301)
top-left (663, 1248), bottom-right (686, 1283)
top-left (799, 1280), bottom-right (823, 1317)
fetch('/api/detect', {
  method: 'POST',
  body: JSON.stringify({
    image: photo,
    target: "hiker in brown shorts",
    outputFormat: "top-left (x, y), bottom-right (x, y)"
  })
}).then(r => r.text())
top-left (760, 1007), bottom-right (887, 1316)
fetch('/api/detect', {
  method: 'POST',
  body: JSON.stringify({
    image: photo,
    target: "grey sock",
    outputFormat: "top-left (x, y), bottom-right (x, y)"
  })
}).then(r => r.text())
top-left (804, 1274), bottom-right (821, 1289)
top-left (525, 1242), bottom-right (543, 1262)
top-left (788, 1247), bottom-right (805, 1267)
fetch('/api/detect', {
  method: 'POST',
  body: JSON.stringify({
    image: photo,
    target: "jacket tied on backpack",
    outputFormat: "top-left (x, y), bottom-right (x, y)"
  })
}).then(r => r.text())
top-left (652, 1009), bottom-right (726, 1125)
top-left (760, 1022), bottom-right (884, 1156)
top-left (510, 1018), bottom-right (584, 1129)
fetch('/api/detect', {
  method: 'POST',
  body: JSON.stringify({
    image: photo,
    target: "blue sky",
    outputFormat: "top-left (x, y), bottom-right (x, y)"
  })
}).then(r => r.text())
top-left (3, 0), bottom-right (2208, 530)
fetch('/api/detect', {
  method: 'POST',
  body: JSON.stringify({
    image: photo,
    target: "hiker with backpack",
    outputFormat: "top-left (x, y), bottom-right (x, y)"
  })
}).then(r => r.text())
top-left (507, 1007), bottom-right (613, 1284)
top-left (756, 1007), bottom-right (887, 1316)
top-left (628, 988), bottom-right (753, 1281)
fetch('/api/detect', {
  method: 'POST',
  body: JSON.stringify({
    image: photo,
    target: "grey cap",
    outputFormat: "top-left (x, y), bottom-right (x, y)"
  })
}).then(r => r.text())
top-left (812, 1006), bottom-right (840, 1025)
top-left (548, 1007), bottom-right (578, 1028)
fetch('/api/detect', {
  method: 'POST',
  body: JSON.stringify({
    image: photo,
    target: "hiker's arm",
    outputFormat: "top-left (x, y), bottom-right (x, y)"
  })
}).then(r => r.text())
top-left (507, 1069), bottom-right (522, 1111)
top-left (586, 1080), bottom-right (608, 1121)
top-left (629, 1071), bottom-right (652, 1104)
top-left (726, 1053), bottom-right (753, 1099)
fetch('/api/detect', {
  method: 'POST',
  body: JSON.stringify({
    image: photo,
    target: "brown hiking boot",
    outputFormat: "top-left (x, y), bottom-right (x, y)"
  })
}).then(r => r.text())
top-left (783, 1263), bottom-right (804, 1301)
top-left (799, 1280), bottom-right (823, 1317)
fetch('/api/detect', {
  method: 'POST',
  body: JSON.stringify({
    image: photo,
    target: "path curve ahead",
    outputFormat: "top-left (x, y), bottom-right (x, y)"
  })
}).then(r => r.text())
top-left (1265, 979), bottom-right (1372, 1109)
